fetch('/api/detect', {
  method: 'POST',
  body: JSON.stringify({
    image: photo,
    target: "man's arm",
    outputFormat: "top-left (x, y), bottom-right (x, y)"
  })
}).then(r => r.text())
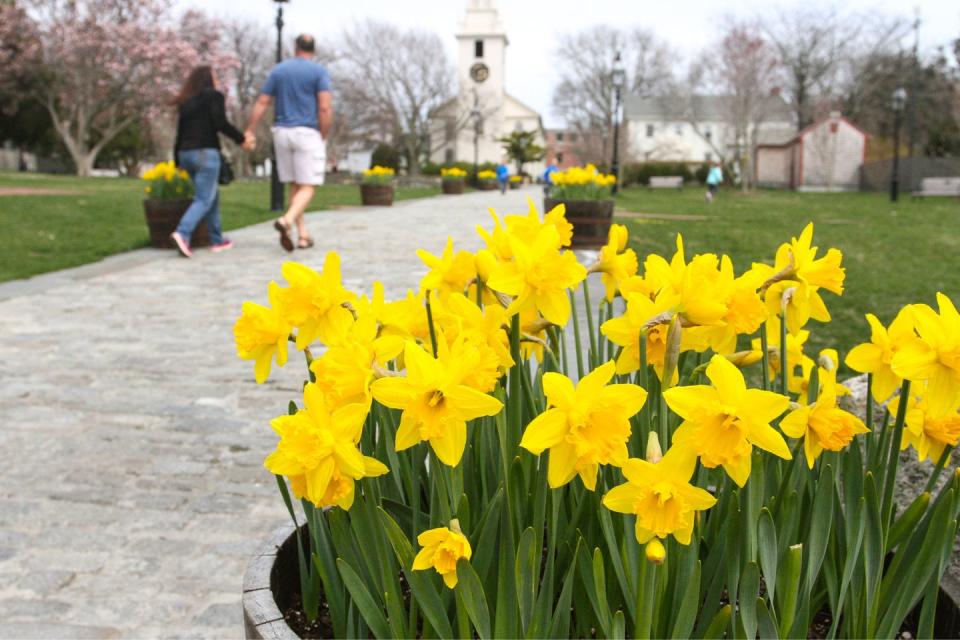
top-left (243, 94), bottom-right (273, 148)
top-left (317, 91), bottom-right (333, 140)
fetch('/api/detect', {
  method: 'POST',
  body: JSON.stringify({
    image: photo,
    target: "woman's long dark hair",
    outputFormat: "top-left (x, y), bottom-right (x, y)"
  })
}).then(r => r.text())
top-left (172, 66), bottom-right (214, 106)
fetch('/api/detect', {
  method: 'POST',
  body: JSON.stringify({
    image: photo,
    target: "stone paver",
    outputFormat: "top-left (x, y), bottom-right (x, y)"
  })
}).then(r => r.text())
top-left (0, 187), bottom-right (539, 638)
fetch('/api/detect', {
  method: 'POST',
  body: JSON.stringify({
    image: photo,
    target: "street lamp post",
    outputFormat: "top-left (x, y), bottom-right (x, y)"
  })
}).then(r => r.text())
top-left (270, 0), bottom-right (289, 212)
top-left (890, 87), bottom-right (907, 203)
top-left (610, 53), bottom-right (626, 195)
top-left (470, 102), bottom-right (482, 186)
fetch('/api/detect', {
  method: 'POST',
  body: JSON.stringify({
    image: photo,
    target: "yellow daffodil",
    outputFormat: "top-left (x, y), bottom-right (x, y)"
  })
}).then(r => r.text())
top-left (485, 225), bottom-right (586, 326)
top-left (265, 385), bottom-right (388, 509)
top-left (234, 282), bottom-right (291, 384)
top-left (503, 200), bottom-right (573, 249)
top-left (309, 315), bottom-right (405, 410)
top-left (846, 309), bottom-right (915, 403)
top-left (520, 361), bottom-right (647, 490)
top-left (665, 355), bottom-right (791, 486)
top-left (433, 292), bottom-right (514, 375)
top-left (601, 291), bottom-right (676, 378)
top-left (796, 349), bottom-right (850, 403)
top-left (380, 290), bottom-right (430, 344)
top-left (416, 237), bottom-right (476, 299)
top-left (891, 293), bottom-right (960, 417)
top-left (278, 255), bottom-right (356, 350)
top-left (477, 169), bottom-right (497, 180)
top-left (602, 443), bottom-right (717, 545)
top-left (749, 316), bottom-right (813, 394)
top-left (440, 167), bottom-right (467, 178)
top-left (890, 387), bottom-right (960, 462)
top-left (412, 523), bottom-right (472, 588)
top-left (593, 224), bottom-right (639, 302)
top-left (781, 383), bottom-right (869, 468)
top-left (370, 340), bottom-right (504, 466)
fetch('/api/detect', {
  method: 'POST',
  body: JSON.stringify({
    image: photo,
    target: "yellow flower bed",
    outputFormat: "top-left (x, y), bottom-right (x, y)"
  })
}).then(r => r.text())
top-left (440, 167), bottom-right (467, 179)
top-left (234, 202), bottom-right (960, 638)
top-left (362, 165), bottom-right (396, 185)
top-left (551, 163), bottom-right (616, 200)
top-left (477, 169), bottom-right (497, 180)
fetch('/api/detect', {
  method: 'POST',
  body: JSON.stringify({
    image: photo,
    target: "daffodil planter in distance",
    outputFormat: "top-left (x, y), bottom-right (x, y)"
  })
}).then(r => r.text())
top-left (477, 179), bottom-right (497, 191)
top-left (441, 179), bottom-right (466, 195)
top-left (143, 198), bottom-right (210, 249)
top-left (359, 184), bottom-right (395, 207)
top-left (544, 196), bottom-right (614, 250)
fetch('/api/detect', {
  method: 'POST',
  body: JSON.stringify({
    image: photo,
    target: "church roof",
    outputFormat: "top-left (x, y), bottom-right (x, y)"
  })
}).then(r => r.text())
top-left (625, 94), bottom-right (793, 124)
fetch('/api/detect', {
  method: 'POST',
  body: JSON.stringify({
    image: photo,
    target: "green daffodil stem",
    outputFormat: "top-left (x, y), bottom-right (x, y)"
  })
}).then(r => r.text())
top-left (509, 315), bottom-right (522, 450)
top-left (865, 374), bottom-right (875, 463)
top-left (425, 291), bottom-right (439, 357)
top-left (881, 379), bottom-right (911, 532)
top-left (582, 280), bottom-right (598, 367)
top-left (924, 446), bottom-right (953, 493)
top-left (759, 323), bottom-right (771, 392)
top-left (779, 311), bottom-right (789, 396)
top-left (568, 289), bottom-right (585, 379)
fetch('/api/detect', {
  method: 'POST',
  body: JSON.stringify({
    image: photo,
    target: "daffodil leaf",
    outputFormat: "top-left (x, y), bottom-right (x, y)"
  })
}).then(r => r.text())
top-left (467, 486), bottom-right (503, 588)
top-left (669, 559), bottom-right (700, 639)
top-left (756, 597), bottom-right (780, 640)
top-left (886, 491), bottom-right (930, 552)
top-left (703, 604), bottom-right (732, 639)
top-left (805, 464), bottom-right (834, 600)
top-left (777, 544), bottom-right (802, 638)
top-left (757, 508), bottom-right (778, 605)
top-left (515, 527), bottom-right (537, 634)
top-left (612, 610), bottom-right (626, 640)
top-left (739, 562), bottom-right (760, 640)
top-left (493, 494), bottom-right (519, 639)
top-left (456, 558), bottom-right (492, 640)
top-left (336, 558), bottom-right (392, 639)
top-left (548, 538), bottom-right (579, 639)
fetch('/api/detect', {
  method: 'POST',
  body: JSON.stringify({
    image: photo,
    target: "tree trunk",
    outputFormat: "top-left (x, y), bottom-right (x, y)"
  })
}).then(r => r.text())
top-left (73, 151), bottom-right (96, 177)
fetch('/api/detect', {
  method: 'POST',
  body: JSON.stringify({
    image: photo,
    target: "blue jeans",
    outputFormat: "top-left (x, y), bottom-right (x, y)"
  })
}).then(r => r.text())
top-left (176, 148), bottom-right (223, 244)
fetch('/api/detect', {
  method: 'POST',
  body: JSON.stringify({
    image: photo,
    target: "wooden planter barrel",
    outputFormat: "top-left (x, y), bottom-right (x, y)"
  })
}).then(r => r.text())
top-left (143, 198), bottom-right (210, 249)
top-left (243, 523), bottom-right (303, 639)
top-left (545, 197), bottom-right (615, 249)
top-left (477, 179), bottom-right (498, 191)
top-left (441, 179), bottom-right (466, 195)
top-left (360, 184), bottom-right (395, 206)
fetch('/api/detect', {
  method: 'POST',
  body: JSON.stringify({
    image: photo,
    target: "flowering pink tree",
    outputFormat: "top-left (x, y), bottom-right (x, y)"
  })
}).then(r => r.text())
top-left (3, 0), bottom-right (233, 175)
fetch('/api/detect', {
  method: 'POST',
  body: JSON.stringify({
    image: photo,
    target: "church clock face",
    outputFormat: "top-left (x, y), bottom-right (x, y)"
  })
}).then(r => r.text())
top-left (470, 63), bottom-right (490, 84)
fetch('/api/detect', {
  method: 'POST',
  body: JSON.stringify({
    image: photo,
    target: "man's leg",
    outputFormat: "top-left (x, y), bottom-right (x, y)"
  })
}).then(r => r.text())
top-left (283, 182), bottom-right (315, 240)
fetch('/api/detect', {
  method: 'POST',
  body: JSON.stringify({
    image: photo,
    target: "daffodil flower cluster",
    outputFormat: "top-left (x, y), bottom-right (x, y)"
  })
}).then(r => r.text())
top-left (141, 160), bottom-right (193, 200)
top-left (476, 169), bottom-right (497, 181)
top-left (549, 163), bottom-right (616, 200)
top-left (440, 166), bottom-right (468, 180)
top-left (361, 165), bottom-right (396, 185)
top-left (234, 202), bottom-right (959, 639)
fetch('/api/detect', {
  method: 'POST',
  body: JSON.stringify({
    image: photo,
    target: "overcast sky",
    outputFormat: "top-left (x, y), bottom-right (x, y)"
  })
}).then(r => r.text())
top-left (181, 0), bottom-right (959, 127)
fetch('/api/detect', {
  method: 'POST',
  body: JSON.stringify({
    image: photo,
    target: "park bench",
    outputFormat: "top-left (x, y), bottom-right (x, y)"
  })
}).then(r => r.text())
top-left (913, 177), bottom-right (960, 198)
top-left (649, 176), bottom-right (684, 189)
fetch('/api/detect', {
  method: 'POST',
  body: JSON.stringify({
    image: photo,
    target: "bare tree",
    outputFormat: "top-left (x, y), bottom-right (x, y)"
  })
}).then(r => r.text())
top-left (709, 20), bottom-right (780, 190)
top-left (551, 26), bottom-right (673, 165)
top-left (331, 19), bottom-right (455, 174)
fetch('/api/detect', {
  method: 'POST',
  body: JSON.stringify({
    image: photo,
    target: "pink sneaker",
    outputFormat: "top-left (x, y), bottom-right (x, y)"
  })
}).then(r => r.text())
top-left (210, 239), bottom-right (234, 253)
top-left (170, 232), bottom-right (192, 258)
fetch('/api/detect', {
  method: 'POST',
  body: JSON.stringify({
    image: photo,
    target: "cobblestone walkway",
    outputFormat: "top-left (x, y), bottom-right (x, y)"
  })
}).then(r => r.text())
top-left (0, 187), bottom-right (539, 638)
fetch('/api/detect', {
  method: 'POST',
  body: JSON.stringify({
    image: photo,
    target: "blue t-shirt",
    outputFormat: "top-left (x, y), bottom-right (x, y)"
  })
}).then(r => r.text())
top-left (496, 164), bottom-right (509, 181)
top-left (261, 58), bottom-right (332, 129)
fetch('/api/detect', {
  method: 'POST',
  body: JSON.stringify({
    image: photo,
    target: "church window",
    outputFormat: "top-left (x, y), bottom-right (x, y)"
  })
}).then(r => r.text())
top-left (475, 40), bottom-right (484, 58)
top-left (646, 124), bottom-right (655, 138)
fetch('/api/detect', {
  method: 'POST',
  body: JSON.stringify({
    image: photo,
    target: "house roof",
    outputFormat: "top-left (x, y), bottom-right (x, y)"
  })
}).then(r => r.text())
top-left (624, 94), bottom-right (794, 124)
top-left (757, 114), bottom-right (870, 148)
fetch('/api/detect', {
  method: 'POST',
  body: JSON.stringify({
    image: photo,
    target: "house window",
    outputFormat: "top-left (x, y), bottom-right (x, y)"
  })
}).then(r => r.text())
top-left (704, 127), bottom-right (712, 141)
top-left (704, 152), bottom-right (712, 162)
top-left (514, 121), bottom-right (523, 132)
top-left (445, 148), bottom-right (455, 163)
top-left (646, 124), bottom-right (654, 138)
top-left (675, 124), bottom-right (683, 136)
top-left (556, 152), bottom-right (564, 164)
top-left (475, 40), bottom-right (483, 58)
top-left (556, 132), bottom-right (564, 142)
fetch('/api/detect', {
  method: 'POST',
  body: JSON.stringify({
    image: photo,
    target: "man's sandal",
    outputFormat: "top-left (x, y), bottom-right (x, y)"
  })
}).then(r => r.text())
top-left (297, 236), bottom-right (315, 250)
top-left (273, 218), bottom-right (294, 252)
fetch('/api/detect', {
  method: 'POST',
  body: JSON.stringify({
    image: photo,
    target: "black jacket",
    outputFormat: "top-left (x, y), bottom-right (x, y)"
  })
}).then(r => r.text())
top-left (174, 88), bottom-right (244, 159)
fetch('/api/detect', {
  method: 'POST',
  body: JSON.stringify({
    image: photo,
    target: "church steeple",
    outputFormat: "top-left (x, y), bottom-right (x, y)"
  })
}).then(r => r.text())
top-left (455, 0), bottom-right (507, 102)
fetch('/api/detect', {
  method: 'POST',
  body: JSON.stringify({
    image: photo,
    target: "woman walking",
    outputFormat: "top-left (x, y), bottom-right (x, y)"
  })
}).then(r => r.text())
top-left (169, 66), bottom-right (247, 258)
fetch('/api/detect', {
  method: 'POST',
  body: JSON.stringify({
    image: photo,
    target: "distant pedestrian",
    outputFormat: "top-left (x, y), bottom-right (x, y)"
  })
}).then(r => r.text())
top-left (170, 65), bottom-right (248, 258)
top-left (543, 162), bottom-right (558, 195)
top-left (244, 34), bottom-right (333, 252)
top-left (705, 162), bottom-right (723, 203)
top-left (496, 161), bottom-right (509, 195)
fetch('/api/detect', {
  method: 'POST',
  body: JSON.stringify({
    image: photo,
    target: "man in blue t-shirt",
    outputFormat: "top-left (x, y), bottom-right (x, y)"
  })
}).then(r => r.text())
top-left (245, 34), bottom-right (333, 252)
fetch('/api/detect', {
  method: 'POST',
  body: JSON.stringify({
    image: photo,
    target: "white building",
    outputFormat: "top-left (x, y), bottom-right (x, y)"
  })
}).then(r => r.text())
top-left (624, 94), bottom-right (795, 165)
top-left (429, 0), bottom-right (544, 171)
top-left (756, 112), bottom-right (868, 191)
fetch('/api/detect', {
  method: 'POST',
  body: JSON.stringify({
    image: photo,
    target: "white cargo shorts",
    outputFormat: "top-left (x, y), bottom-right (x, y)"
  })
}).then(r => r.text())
top-left (272, 126), bottom-right (326, 185)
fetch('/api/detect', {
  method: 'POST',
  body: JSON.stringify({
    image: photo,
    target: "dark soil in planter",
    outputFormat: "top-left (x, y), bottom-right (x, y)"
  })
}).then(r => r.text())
top-left (271, 527), bottom-right (335, 639)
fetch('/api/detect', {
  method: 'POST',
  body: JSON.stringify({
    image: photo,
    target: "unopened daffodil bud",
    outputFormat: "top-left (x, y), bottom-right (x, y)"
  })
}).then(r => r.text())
top-left (645, 431), bottom-right (662, 464)
top-left (645, 538), bottom-right (666, 565)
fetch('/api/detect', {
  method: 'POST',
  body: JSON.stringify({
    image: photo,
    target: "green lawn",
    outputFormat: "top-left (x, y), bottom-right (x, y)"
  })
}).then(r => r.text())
top-left (614, 186), bottom-right (959, 361)
top-left (0, 172), bottom-right (437, 282)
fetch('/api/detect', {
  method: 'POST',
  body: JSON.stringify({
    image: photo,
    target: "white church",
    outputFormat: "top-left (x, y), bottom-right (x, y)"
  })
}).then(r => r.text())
top-left (428, 1), bottom-right (545, 172)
